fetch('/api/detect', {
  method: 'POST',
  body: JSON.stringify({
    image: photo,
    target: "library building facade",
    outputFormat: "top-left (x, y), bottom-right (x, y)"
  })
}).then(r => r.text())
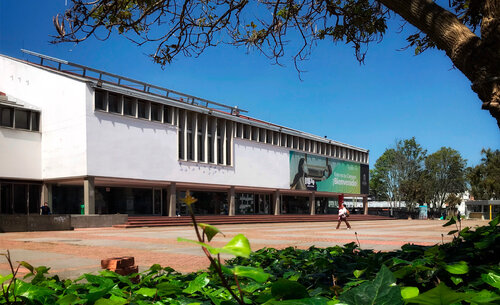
top-left (0, 51), bottom-right (369, 218)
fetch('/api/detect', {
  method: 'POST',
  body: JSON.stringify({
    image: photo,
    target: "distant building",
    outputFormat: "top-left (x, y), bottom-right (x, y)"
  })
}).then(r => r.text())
top-left (0, 51), bottom-right (369, 216)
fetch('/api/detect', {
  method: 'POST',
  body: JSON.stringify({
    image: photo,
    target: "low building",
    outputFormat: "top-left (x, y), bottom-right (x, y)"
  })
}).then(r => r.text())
top-left (0, 50), bottom-right (369, 217)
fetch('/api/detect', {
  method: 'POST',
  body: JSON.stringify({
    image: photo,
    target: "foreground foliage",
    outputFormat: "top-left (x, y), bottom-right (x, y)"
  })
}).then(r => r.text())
top-left (1, 217), bottom-right (499, 304)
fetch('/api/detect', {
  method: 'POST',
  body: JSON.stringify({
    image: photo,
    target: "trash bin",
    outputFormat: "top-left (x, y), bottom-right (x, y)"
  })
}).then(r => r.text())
top-left (81, 204), bottom-right (85, 215)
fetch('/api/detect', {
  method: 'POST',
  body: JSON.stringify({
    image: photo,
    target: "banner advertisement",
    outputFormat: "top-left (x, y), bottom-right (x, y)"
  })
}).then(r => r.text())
top-left (289, 151), bottom-right (367, 194)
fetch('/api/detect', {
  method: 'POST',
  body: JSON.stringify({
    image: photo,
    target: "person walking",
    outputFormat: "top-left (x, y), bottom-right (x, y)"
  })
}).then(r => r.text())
top-left (40, 202), bottom-right (51, 215)
top-left (336, 195), bottom-right (351, 230)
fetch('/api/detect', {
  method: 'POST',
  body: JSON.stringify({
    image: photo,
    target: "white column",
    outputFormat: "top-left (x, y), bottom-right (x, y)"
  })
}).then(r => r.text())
top-left (168, 183), bottom-right (176, 217)
top-left (84, 177), bottom-right (95, 215)
top-left (228, 186), bottom-right (235, 216)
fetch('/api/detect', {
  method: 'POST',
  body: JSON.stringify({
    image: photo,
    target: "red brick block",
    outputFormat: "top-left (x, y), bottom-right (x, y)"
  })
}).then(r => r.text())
top-left (101, 256), bottom-right (135, 270)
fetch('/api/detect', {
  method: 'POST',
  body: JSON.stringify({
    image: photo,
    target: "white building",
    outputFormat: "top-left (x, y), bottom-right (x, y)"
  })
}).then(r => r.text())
top-left (0, 50), bottom-right (370, 217)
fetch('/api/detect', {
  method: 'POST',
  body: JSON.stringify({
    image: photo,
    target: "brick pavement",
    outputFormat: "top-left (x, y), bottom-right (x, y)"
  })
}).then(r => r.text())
top-left (0, 219), bottom-right (488, 279)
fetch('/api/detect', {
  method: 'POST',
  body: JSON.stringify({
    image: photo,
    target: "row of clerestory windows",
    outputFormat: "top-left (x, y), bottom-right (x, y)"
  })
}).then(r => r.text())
top-left (94, 89), bottom-right (368, 165)
top-left (0, 104), bottom-right (40, 132)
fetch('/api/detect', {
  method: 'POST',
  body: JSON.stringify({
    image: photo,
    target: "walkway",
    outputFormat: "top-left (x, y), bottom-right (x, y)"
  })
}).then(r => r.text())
top-left (0, 219), bottom-right (487, 279)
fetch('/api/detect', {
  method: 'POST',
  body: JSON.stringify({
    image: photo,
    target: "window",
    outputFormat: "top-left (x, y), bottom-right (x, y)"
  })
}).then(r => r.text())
top-left (286, 135), bottom-right (292, 148)
top-left (95, 90), bottom-right (107, 110)
top-left (151, 103), bottom-right (162, 122)
top-left (273, 132), bottom-right (279, 145)
top-left (259, 129), bottom-right (266, 143)
top-left (243, 125), bottom-right (250, 139)
top-left (178, 111), bottom-right (185, 160)
top-left (280, 134), bottom-right (286, 147)
top-left (123, 96), bottom-right (136, 116)
top-left (31, 112), bottom-right (40, 131)
top-left (251, 126), bottom-right (258, 141)
top-left (208, 118), bottom-right (214, 163)
top-left (266, 130), bottom-right (273, 144)
top-left (137, 100), bottom-right (149, 119)
top-left (217, 121), bottom-right (224, 164)
top-left (164, 106), bottom-right (172, 124)
top-left (108, 93), bottom-right (121, 113)
top-left (187, 113), bottom-right (194, 160)
top-left (0, 106), bottom-right (13, 127)
top-left (226, 121), bottom-right (232, 165)
top-left (198, 116), bottom-right (205, 162)
top-left (14, 109), bottom-right (29, 129)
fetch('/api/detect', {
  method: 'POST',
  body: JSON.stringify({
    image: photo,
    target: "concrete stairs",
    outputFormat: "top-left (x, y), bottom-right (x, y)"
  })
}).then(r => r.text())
top-left (113, 214), bottom-right (393, 228)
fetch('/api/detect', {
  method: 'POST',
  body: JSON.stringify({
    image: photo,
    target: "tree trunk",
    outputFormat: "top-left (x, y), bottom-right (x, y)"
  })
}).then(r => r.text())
top-left (379, 0), bottom-right (500, 127)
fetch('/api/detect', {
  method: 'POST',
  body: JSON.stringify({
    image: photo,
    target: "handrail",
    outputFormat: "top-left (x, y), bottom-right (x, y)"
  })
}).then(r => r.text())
top-left (21, 49), bottom-right (247, 114)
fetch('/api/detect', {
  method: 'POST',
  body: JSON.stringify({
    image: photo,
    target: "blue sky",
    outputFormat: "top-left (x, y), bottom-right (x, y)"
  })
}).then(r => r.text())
top-left (1, 0), bottom-right (498, 169)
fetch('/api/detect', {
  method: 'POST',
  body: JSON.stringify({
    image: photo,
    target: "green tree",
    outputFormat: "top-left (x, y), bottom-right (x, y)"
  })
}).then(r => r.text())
top-left (425, 147), bottom-right (467, 215)
top-left (53, 0), bottom-right (500, 126)
top-left (370, 137), bottom-right (426, 212)
top-left (467, 148), bottom-right (500, 200)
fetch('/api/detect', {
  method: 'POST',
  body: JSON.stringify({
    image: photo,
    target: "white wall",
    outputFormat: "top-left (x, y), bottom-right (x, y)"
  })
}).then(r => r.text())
top-left (0, 56), bottom-right (88, 179)
top-left (86, 111), bottom-right (290, 188)
top-left (0, 129), bottom-right (41, 179)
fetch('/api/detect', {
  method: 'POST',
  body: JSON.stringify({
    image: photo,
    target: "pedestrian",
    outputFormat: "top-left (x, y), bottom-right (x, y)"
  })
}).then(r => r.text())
top-left (40, 202), bottom-right (51, 215)
top-left (336, 195), bottom-right (351, 230)
top-left (457, 210), bottom-right (461, 223)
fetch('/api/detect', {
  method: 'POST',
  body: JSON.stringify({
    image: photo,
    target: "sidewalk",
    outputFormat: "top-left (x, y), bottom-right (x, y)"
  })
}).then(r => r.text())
top-left (0, 219), bottom-right (486, 279)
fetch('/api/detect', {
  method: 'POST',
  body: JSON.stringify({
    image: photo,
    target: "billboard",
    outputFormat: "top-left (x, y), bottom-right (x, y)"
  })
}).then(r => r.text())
top-left (290, 151), bottom-right (368, 194)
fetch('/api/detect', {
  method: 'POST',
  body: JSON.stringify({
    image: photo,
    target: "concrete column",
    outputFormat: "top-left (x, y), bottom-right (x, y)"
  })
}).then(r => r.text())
top-left (84, 177), bottom-right (95, 215)
top-left (363, 197), bottom-right (368, 215)
top-left (41, 183), bottom-right (52, 210)
top-left (273, 190), bottom-right (280, 215)
top-left (168, 183), bottom-right (177, 217)
top-left (228, 186), bottom-right (235, 216)
top-left (309, 192), bottom-right (316, 215)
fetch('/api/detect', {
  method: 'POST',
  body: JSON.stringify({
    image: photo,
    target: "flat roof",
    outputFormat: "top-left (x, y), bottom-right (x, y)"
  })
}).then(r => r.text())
top-left (1, 50), bottom-right (368, 153)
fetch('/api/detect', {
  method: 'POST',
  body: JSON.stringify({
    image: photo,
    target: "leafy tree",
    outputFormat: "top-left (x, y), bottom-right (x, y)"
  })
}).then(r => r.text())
top-left (370, 137), bottom-right (426, 212)
top-left (425, 147), bottom-right (467, 215)
top-left (467, 148), bottom-right (500, 200)
top-left (53, 0), bottom-right (500, 126)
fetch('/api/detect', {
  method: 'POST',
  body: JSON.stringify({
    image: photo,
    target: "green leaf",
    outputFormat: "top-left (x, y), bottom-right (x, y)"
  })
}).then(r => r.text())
top-left (481, 272), bottom-right (500, 289)
top-left (271, 279), bottom-right (309, 300)
top-left (405, 283), bottom-right (469, 305)
top-left (339, 265), bottom-right (403, 305)
top-left (95, 295), bottom-right (128, 305)
top-left (156, 282), bottom-right (183, 296)
top-left (136, 287), bottom-right (157, 297)
top-left (14, 280), bottom-right (55, 302)
top-left (401, 287), bottom-right (419, 299)
top-left (198, 223), bottom-right (224, 242)
top-left (442, 217), bottom-right (456, 227)
top-left (221, 234), bottom-right (251, 258)
top-left (231, 265), bottom-right (270, 283)
top-left (444, 261), bottom-right (469, 275)
top-left (447, 230), bottom-right (458, 235)
top-left (466, 289), bottom-right (500, 304)
top-left (0, 273), bottom-right (13, 285)
top-left (18, 261), bottom-right (34, 273)
top-left (183, 273), bottom-right (210, 294)
top-left (56, 294), bottom-right (78, 305)
top-left (489, 215), bottom-right (499, 227)
top-left (450, 276), bottom-right (463, 285)
top-left (265, 296), bottom-right (336, 304)
top-left (354, 269), bottom-right (366, 279)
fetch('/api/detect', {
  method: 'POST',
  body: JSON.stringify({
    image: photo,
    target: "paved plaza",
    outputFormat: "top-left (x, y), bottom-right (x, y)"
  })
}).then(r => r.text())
top-left (0, 219), bottom-right (488, 279)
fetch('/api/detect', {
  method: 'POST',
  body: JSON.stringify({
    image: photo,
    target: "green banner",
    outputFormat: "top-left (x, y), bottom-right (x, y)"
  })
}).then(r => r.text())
top-left (290, 151), bottom-right (361, 194)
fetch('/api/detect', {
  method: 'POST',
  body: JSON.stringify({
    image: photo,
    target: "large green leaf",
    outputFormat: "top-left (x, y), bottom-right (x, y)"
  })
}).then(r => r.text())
top-left (198, 223), bottom-right (224, 242)
top-left (271, 279), bottom-right (309, 300)
top-left (56, 294), bottom-right (79, 305)
top-left (178, 234), bottom-right (251, 258)
top-left (231, 266), bottom-right (270, 283)
top-left (135, 287), bottom-right (157, 297)
top-left (183, 273), bottom-right (210, 294)
top-left (95, 295), bottom-right (128, 305)
top-left (401, 287), bottom-right (419, 300)
top-left (14, 280), bottom-right (55, 303)
top-left (354, 269), bottom-right (366, 279)
top-left (220, 234), bottom-right (252, 258)
top-left (0, 274), bottom-right (13, 285)
top-left (405, 283), bottom-right (470, 305)
top-left (489, 215), bottom-right (499, 227)
top-left (444, 261), bottom-right (469, 275)
top-left (265, 296), bottom-right (336, 304)
top-left (442, 217), bottom-right (456, 227)
top-left (481, 272), bottom-right (500, 289)
top-left (465, 289), bottom-right (500, 304)
top-left (156, 281), bottom-right (183, 296)
top-left (338, 265), bottom-right (403, 305)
